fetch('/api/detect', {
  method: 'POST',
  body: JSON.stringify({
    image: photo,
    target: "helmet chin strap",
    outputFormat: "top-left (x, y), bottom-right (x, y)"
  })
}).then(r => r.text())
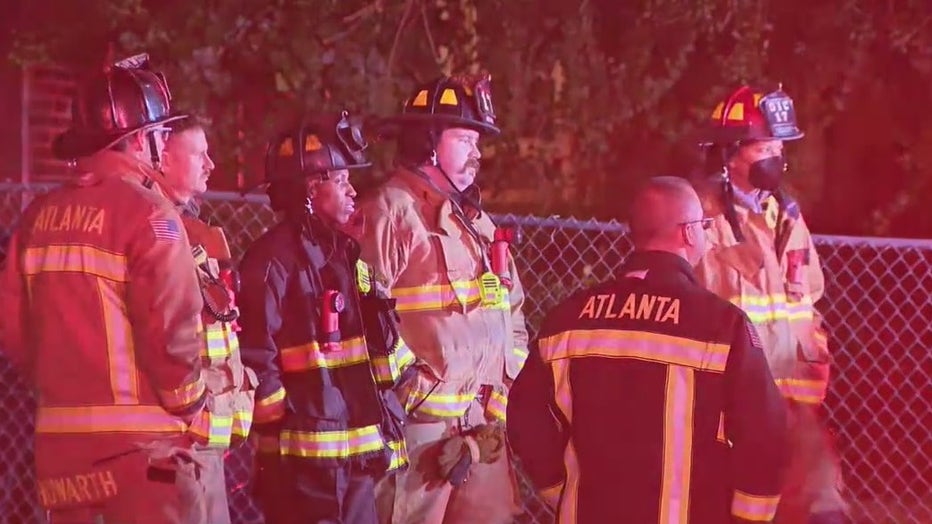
top-left (428, 148), bottom-right (484, 212)
top-left (297, 175), bottom-right (338, 246)
top-left (430, 149), bottom-right (461, 193)
top-left (416, 149), bottom-right (494, 273)
top-left (717, 147), bottom-right (745, 243)
top-left (146, 131), bottom-right (162, 171)
top-left (142, 130), bottom-right (186, 204)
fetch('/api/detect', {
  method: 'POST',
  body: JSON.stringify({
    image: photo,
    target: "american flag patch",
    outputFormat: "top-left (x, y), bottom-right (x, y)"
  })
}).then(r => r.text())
top-left (745, 320), bottom-right (764, 351)
top-left (150, 218), bottom-right (182, 242)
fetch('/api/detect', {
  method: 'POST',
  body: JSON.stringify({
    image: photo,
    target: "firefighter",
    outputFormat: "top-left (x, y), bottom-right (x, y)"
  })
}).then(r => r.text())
top-left (354, 73), bottom-right (529, 523)
top-left (691, 85), bottom-right (849, 523)
top-left (161, 115), bottom-right (257, 523)
top-left (508, 176), bottom-right (789, 523)
top-left (237, 111), bottom-right (411, 524)
top-left (0, 53), bottom-right (218, 522)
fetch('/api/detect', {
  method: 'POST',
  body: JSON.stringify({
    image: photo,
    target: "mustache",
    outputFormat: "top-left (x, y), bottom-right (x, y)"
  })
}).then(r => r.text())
top-left (465, 158), bottom-right (480, 169)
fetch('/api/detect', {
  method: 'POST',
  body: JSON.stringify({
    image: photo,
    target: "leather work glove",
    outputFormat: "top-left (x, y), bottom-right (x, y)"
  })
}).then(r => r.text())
top-left (436, 423), bottom-right (507, 486)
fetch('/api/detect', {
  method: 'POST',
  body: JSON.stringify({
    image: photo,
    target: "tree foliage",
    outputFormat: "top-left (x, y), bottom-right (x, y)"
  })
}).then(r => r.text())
top-left (9, 0), bottom-right (932, 236)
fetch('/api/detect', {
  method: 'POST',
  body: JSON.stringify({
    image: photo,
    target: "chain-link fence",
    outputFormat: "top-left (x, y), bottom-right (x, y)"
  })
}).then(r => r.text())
top-left (1, 182), bottom-right (930, 524)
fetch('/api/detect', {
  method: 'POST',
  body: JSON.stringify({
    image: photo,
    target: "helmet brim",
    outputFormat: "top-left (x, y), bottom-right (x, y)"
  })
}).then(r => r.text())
top-left (53, 114), bottom-right (188, 160)
top-left (375, 113), bottom-right (501, 138)
top-left (244, 161), bottom-right (374, 194)
top-left (696, 124), bottom-right (804, 146)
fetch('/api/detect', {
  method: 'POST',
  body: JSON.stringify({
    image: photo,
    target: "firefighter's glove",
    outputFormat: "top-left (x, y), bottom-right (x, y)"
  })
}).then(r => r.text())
top-left (470, 423), bottom-right (506, 463)
top-left (437, 424), bottom-right (506, 486)
top-left (437, 434), bottom-right (477, 486)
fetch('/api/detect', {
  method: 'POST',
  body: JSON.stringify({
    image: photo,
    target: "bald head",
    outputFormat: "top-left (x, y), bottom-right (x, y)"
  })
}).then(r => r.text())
top-left (628, 176), bottom-right (708, 264)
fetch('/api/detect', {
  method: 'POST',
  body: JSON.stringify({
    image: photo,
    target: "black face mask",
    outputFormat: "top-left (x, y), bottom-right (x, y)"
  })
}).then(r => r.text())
top-left (748, 155), bottom-right (787, 192)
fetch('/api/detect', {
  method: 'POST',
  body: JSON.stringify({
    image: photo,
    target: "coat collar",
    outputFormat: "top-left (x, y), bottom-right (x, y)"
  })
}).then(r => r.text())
top-left (619, 250), bottom-right (699, 286)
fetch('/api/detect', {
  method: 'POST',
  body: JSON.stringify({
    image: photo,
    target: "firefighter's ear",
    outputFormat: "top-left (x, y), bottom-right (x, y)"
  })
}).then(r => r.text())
top-left (681, 221), bottom-right (701, 248)
top-left (160, 146), bottom-right (173, 170)
top-left (121, 130), bottom-right (146, 154)
top-left (681, 223), bottom-right (694, 246)
top-left (305, 176), bottom-right (322, 198)
top-left (726, 148), bottom-right (748, 179)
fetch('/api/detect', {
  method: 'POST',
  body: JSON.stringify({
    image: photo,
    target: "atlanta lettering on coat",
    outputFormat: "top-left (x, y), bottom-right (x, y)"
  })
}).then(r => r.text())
top-left (37, 470), bottom-right (119, 508)
top-left (577, 292), bottom-right (681, 324)
top-left (31, 205), bottom-right (106, 235)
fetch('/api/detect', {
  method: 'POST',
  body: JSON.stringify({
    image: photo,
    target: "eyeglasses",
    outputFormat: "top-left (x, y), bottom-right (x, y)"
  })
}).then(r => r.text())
top-left (150, 127), bottom-right (172, 141)
top-left (679, 217), bottom-right (713, 230)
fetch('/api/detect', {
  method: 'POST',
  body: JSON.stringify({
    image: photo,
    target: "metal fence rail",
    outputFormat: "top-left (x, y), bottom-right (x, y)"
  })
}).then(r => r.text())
top-left (1, 183), bottom-right (930, 524)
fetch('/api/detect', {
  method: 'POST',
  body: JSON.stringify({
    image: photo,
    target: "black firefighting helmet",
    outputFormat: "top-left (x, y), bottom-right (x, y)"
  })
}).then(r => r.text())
top-left (379, 74), bottom-right (501, 137)
top-left (53, 53), bottom-right (186, 160)
top-left (698, 85), bottom-right (804, 146)
top-left (264, 110), bottom-right (371, 185)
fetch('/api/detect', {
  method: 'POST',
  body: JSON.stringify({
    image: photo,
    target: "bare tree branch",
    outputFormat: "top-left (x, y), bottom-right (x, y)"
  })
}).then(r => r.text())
top-left (420, 0), bottom-right (440, 65)
top-left (387, 0), bottom-right (419, 77)
top-left (343, 0), bottom-right (385, 23)
top-left (326, 0), bottom-right (388, 45)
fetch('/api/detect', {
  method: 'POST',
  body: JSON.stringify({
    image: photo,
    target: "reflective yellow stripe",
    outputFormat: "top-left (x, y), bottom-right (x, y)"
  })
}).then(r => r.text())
top-left (551, 359), bottom-right (573, 425)
top-left (539, 482), bottom-right (564, 509)
top-left (407, 390), bottom-right (476, 418)
top-left (512, 346), bottom-right (529, 374)
top-left (24, 245), bottom-right (139, 404)
top-left (371, 337), bottom-right (416, 386)
top-left (659, 366), bottom-right (695, 523)
top-left (232, 404), bottom-right (253, 439)
top-left (775, 377), bottom-right (826, 404)
top-left (159, 377), bottom-right (206, 413)
top-left (513, 346), bottom-right (529, 361)
top-left (254, 386), bottom-right (286, 424)
top-left (22, 244), bottom-right (127, 282)
top-left (814, 328), bottom-right (828, 347)
top-left (393, 338), bottom-right (416, 371)
top-left (204, 321), bottom-right (237, 360)
top-left (538, 329), bottom-right (730, 372)
top-left (279, 425), bottom-right (385, 459)
top-left (370, 356), bottom-right (396, 385)
top-left (716, 411), bottom-right (729, 445)
top-left (36, 405), bottom-right (186, 434)
top-left (280, 337), bottom-right (368, 372)
top-left (486, 390), bottom-right (507, 422)
top-left (97, 279), bottom-right (138, 404)
top-left (732, 490), bottom-right (781, 521)
top-left (558, 441), bottom-right (582, 522)
top-left (386, 439), bottom-right (408, 471)
top-left (731, 293), bottom-right (814, 323)
top-left (546, 357), bottom-right (576, 524)
top-left (392, 281), bottom-right (481, 312)
top-left (550, 358), bottom-right (580, 523)
top-left (392, 280), bottom-right (511, 312)
top-left (189, 411), bottom-right (234, 448)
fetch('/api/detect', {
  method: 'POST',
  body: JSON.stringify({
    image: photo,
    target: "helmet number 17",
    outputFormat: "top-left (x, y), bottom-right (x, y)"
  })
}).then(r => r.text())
top-left (766, 99), bottom-right (792, 123)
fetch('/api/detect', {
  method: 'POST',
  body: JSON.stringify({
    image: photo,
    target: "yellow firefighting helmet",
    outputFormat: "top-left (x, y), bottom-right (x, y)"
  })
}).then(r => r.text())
top-left (699, 85), bottom-right (804, 146)
top-left (53, 53), bottom-right (186, 160)
top-left (380, 74), bottom-right (500, 137)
